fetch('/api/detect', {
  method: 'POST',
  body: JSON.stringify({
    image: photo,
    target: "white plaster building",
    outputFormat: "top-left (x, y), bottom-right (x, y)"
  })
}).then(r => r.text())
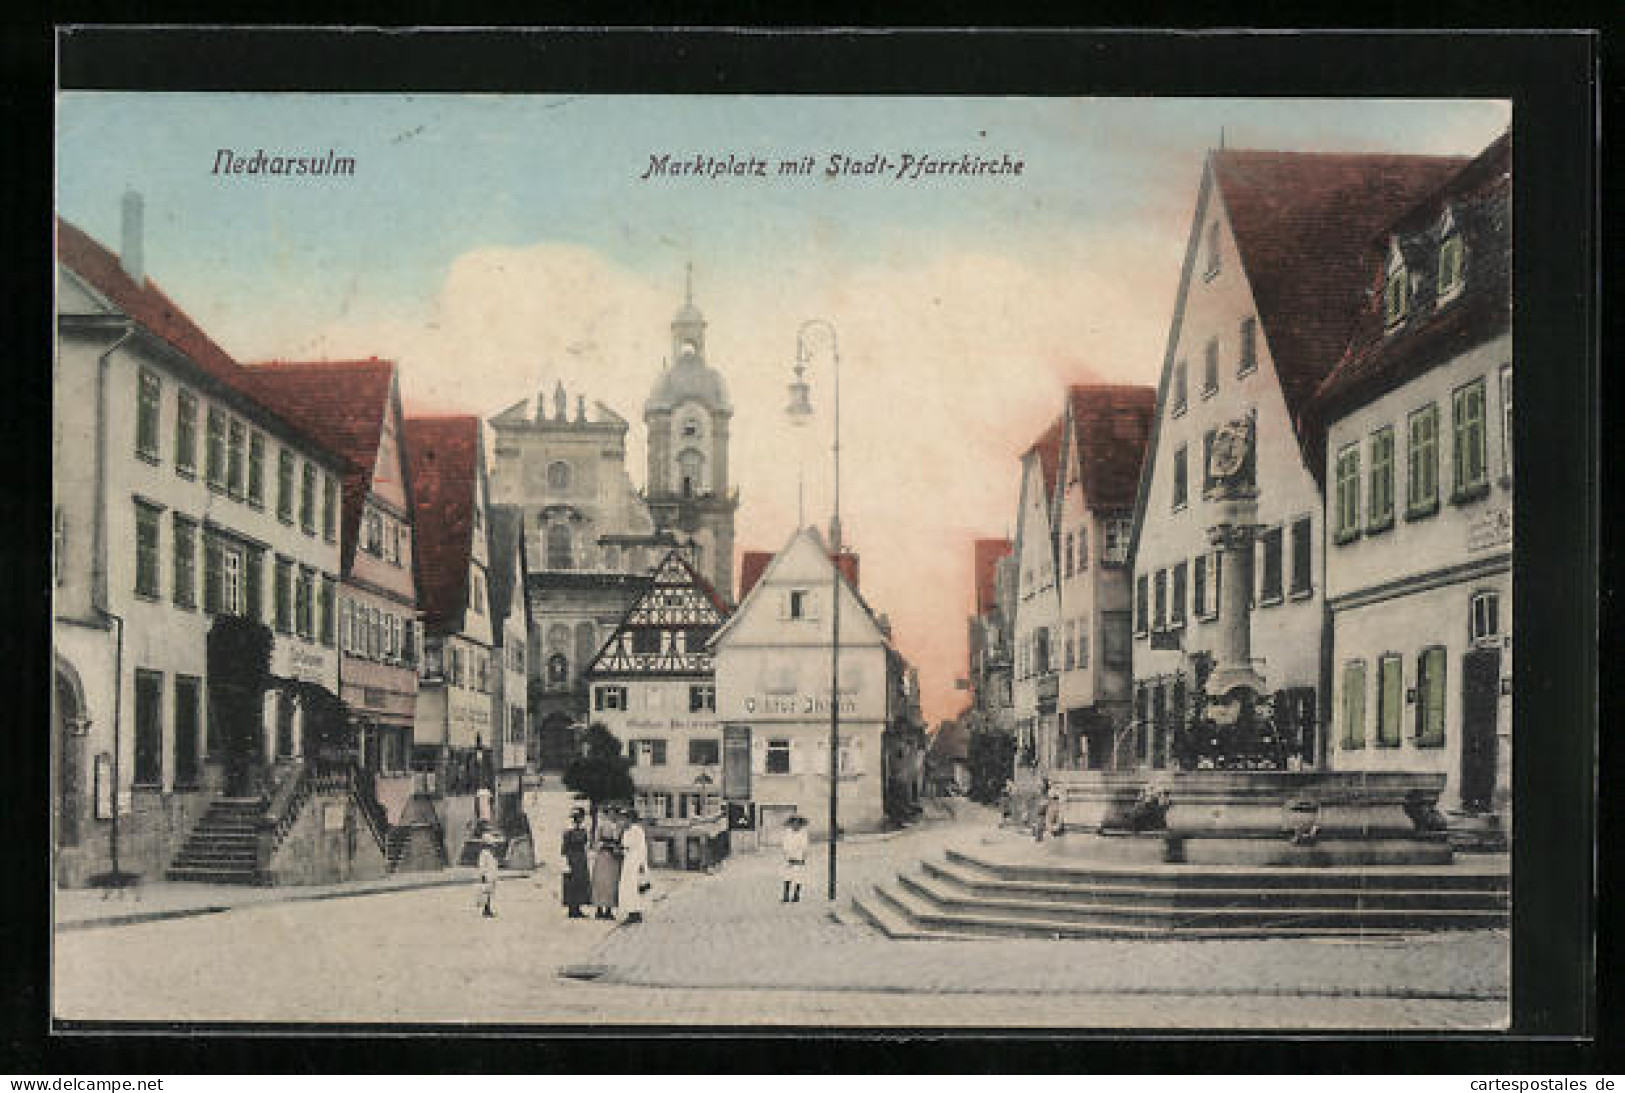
top-left (53, 208), bottom-right (344, 885)
top-left (711, 528), bottom-right (890, 845)
top-left (1128, 147), bottom-right (1469, 771)
top-left (1010, 419), bottom-right (1063, 776)
top-left (1314, 133), bottom-right (1512, 820)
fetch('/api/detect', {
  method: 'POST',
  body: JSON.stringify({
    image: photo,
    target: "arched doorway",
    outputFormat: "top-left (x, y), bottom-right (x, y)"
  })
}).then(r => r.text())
top-left (54, 660), bottom-right (87, 850)
top-left (538, 711), bottom-right (577, 773)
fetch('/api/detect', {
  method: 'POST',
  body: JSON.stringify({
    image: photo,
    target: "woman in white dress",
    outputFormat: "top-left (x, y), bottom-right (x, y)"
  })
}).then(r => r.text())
top-left (617, 809), bottom-right (649, 924)
top-left (780, 814), bottom-right (810, 903)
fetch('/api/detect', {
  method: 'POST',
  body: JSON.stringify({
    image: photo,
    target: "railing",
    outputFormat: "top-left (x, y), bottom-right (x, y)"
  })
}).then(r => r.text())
top-left (348, 761), bottom-right (391, 857)
top-left (258, 761), bottom-right (315, 880)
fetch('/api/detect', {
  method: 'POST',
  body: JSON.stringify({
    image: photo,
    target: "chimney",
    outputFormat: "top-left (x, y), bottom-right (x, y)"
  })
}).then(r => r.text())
top-left (120, 189), bottom-right (145, 284)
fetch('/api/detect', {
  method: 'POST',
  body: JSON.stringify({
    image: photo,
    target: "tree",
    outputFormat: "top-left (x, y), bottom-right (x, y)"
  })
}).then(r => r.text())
top-left (967, 729), bottom-right (1017, 805)
top-left (562, 722), bottom-right (634, 839)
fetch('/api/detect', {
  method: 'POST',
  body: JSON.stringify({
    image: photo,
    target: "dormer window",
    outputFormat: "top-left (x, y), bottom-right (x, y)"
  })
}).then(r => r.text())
top-left (1384, 245), bottom-right (1410, 328)
top-left (1436, 209), bottom-right (1465, 305)
top-left (1204, 221), bottom-right (1222, 280)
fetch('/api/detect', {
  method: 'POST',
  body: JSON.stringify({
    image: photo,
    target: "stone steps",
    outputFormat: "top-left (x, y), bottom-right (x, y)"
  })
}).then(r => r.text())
top-left (166, 799), bottom-right (267, 885)
top-left (849, 846), bottom-right (1509, 941)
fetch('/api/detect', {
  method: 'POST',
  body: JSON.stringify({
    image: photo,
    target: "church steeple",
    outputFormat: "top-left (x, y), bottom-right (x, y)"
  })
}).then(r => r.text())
top-left (671, 262), bottom-right (707, 362)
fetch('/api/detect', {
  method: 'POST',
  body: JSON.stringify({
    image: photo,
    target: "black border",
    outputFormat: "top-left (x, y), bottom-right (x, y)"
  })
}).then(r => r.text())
top-left (9, 25), bottom-right (1602, 1074)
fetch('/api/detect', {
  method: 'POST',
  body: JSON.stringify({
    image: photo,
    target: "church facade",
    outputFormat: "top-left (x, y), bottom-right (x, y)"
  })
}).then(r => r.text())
top-left (487, 278), bottom-right (739, 772)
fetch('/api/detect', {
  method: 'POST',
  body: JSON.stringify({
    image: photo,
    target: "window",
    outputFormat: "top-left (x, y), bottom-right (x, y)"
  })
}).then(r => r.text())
top-left (1063, 622), bottom-right (1075, 670)
top-left (547, 461), bottom-right (571, 492)
top-left (1368, 427), bottom-right (1395, 531)
top-left (593, 685), bottom-right (627, 711)
top-left (1076, 623), bottom-right (1090, 669)
top-left (133, 670), bottom-right (163, 787)
top-left (1134, 574), bottom-right (1149, 636)
top-left (174, 676), bottom-right (201, 788)
top-left (1499, 364), bottom-right (1513, 481)
top-left (1385, 260), bottom-right (1410, 326)
top-left (1063, 532), bottom-right (1074, 577)
top-left (247, 433), bottom-right (265, 505)
top-left (1334, 444), bottom-right (1361, 543)
top-left (1259, 526), bottom-right (1283, 604)
top-left (1204, 221), bottom-right (1221, 279)
top-left (1153, 568), bottom-right (1167, 630)
top-left (1470, 590), bottom-right (1501, 645)
top-left (766, 739), bottom-right (791, 775)
top-left (134, 502), bottom-right (160, 598)
top-left (364, 508), bottom-right (383, 555)
top-left (171, 516), bottom-right (196, 608)
top-left (1290, 517), bottom-right (1312, 597)
top-left (322, 475), bottom-right (337, 541)
top-left (274, 557), bottom-right (292, 633)
top-left (244, 547), bottom-right (263, 621)
top-left (1406, 404), bottom-right (1439, 518)
top-left (1102, 518), bottom-right (1130, 565)
top-left (1376, 655), bottom-right (1403, 747)
top-left (1437, 228), bottom-right (1465, 301)
top-left (402, 619), bottom-right (416, 666)
top-left (174, 389), bottom-right (197, 473)
top-left (678, 449), bottom-right (705, 497)
top-left (1451, 377), bottom-right (1489, 501)
top-left (1172, 359), bottom-right (1188, 414)
top-left (1171, 562), bottom-right (1187, 627)
top-left (1172, 445), bottom-right (1188, 510)
top-left (546, 522), bottom-right (573, 569)
top-left (205, 409), bottom-right (226, 487)
top-left (227, 419), bottom-right (245, 498)
top-left (277, 449), bottom-right (295, 523)
top-left (636, 740), bottom-right (668, 766)
top-left (1238, 317), bottom-right (1258, 375)
top-left (300, 462), bottom-right (317, 533)
top-left (689, 738), bottom-right (720, 766)
top-left (1193, 553), bottom-right (1208, 619)
top-left (137, 370), bottom-right (161, 460)
top-left (1340, 660), bottom-right (1367, 749)
top-left (319, 575), bottom-right (336, 647)
top-left (1076, 525), bottom-right (1089, 570)
top-left (469, 568), bottom-right (485, 615)
top-left (1034, 627), bottom-right (1050, 675)
top-left (1204, 338), bottom-right (1219, 394)
top-left (1416, 646), bottom-right (1447, 747)
top-left (787, 589), bottom-right (817, 620)
top-left (547, 653), bottom-right (568, 685)
top-left (221, 544), bottom-right (242, 616)
top-left (689, 684), bottom-right (715, 713)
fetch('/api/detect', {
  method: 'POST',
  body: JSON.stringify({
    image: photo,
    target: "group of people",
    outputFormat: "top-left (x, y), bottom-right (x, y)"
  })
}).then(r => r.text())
top-left (559, 805), bottom-right (650, 924)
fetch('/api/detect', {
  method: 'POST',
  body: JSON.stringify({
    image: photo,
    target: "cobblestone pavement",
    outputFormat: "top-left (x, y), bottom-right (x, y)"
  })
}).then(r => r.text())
top-left (51, 805), bottom-right (1508, 1030)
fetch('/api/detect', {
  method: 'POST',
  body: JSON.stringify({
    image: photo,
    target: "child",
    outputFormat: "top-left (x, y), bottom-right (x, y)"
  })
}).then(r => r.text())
top-left (477, 832), bottom-right (501, 918)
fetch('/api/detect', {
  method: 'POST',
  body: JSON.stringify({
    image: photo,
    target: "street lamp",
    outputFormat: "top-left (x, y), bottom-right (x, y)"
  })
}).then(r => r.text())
top-left (786, 318), bottom-right (842, 901)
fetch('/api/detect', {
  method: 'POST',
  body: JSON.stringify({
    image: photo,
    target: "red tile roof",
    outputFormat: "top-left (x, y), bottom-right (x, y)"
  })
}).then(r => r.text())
top-left (1312, 133), bottom-right (1511, 425)
top-left (738, 550), bottom-right (774, 603)
top-left (972, 538), bottom-right (1012, 617)
top-left (55, 217), bottom-right (336, 462)
top-left (1065, 384), bottom-right (1156, 510)
top-left (1026, 416), bottom-right (1065, 502)
top-left (403, 415), bottom-right (481, 634)
top-left (241, 358), bottom-right (400, 573)
top-left (1212, 149), bottom-right (1471, 467)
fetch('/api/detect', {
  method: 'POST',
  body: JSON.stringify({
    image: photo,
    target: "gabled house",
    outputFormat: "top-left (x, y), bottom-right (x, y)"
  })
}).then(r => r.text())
top-left (487, 504), bottom-right (532, 812)
top-left (583, 549), bottom-right (731, 864)
top-left (54, 207), bottom-right (351, 885)
top-left (1010, 418), bottom-right (1063, 777)
top-left (965, 537), bottom-right (1013, 738)
top-left (1311, 133), bottom-right (1512, 823)
top-left (243, 358), bottom-right (421, 780)
top-left (404, 415), bottom-right (497, 816)
top-left (710, 527), bottom-right (891, 845)
top-left (1127, 147), bottom-right (1470, 773)
top-left (1051, 384), bottom-right (1154, 770)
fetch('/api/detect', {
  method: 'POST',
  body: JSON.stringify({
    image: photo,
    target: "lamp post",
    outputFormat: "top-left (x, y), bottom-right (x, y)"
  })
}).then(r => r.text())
top-left (785, 318), bottom-right (842, 901)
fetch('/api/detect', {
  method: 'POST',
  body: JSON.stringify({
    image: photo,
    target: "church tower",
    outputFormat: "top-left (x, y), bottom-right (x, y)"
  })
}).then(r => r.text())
top-left (643, 266), bottom-right (739, 602)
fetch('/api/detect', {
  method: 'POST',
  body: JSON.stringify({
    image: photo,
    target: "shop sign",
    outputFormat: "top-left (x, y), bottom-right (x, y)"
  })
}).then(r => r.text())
top-left (743, 693), bottom-right (858, 716)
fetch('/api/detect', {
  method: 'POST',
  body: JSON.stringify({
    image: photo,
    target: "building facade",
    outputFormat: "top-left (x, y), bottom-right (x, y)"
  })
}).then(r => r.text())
top-left (1315, 134), bottom-right (1513, 820)
top-left (54, 211), bottom-right (345, 885)
top-left (711, 528), bottom-right (891, 845)
top-left (1051, 385), bottom-right (1154, 770)
top-left (243, 359), bottom-right (421, 778)
top-left (583, 550), bottom-right (731, 862)
top-left (1010, 420), bottom-right (1063, 778)
top-left (486, 505), bottom-right (532, 823)
top-left (1127, 148), bottom-right (1469, 772)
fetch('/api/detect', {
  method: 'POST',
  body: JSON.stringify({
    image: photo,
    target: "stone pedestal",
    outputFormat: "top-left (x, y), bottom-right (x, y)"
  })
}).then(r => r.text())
top-left (1048, 770), bottom-right (1151, 832)
top-left (1205, 487), bottom-right (1267, 700)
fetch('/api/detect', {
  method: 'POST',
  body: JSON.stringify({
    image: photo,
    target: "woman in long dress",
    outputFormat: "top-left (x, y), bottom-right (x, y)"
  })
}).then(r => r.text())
top-left (617, 809), bottom-right (649, 924)
top-left (559, 808), bottom-right (592, 918)
top-left (591, 808), bottom-right (623, 920)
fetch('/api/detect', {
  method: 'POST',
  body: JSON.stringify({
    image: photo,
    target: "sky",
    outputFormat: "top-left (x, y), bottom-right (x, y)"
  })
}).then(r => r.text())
top-left (56, 93), bottom-right (1511, 725)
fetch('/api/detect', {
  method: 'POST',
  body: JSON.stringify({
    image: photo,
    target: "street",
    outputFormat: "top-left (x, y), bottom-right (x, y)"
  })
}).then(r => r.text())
top-left (53, 807), bottom-right (1508, 1030)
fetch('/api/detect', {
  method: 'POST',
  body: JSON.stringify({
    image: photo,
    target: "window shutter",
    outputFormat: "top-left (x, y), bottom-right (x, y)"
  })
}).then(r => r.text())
top-left (203, 535), bottom-right (221, 614)
top-left (1451, 394), bottom-right (1464, 495)
top-left (752, 738), bottom-right (766, 774)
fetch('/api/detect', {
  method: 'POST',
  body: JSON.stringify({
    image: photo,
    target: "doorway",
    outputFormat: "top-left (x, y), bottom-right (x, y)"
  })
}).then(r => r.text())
top-left (1460, 647), bottom-right (1501, 811)
top-left (55, 670), bottom-right (83, 848)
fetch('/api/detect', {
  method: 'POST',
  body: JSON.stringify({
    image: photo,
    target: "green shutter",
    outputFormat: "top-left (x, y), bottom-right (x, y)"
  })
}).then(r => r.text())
top-left (1417, 647), bottom-right (1446, 747)
top-left (202, 534), bottom-right (221, 614)
top-left (1378, 657), bottom-right (1402, 747)
top-left (1341, 662), bottom-right (1365, 749)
